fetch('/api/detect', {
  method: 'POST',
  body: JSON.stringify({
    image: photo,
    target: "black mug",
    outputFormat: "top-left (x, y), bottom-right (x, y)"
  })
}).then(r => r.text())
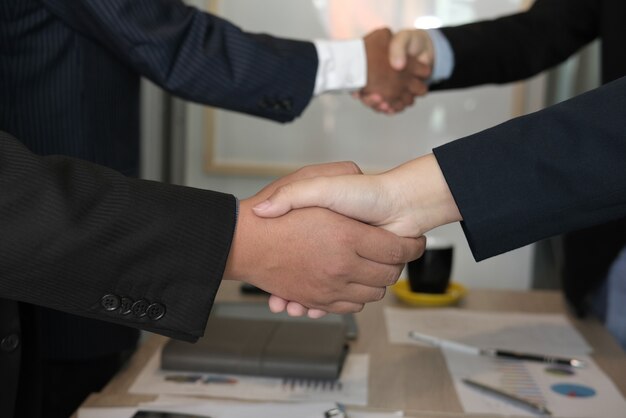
top-left (407, 237), bottom-right (453, 294)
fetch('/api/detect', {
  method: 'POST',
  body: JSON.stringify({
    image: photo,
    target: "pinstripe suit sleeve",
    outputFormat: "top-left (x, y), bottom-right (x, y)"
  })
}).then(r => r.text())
top-left (433, 76), bottom-right (626, 261)
top-left (41, 0), bottom-right (318, 123)
top-left (0, 131), bottom-right (235, 342)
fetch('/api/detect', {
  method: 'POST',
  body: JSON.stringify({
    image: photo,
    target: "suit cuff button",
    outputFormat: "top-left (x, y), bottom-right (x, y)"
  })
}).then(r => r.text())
top-left (101, 294), bottom-right (121, 311)
top-left (1, 334), bottom-right (20, 352)
top-left (131, 300), bottom-right (149, 317)
top-left (119, 297), bottom-right (134, 315)
top-left (147, 303), bottom-right (166, 321)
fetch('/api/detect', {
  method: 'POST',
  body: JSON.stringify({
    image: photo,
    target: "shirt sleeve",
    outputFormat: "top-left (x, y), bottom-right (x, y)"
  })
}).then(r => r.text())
top-left (427, 29), bottom-right (455, 83)
top-left (313, 39), bottom-right (367, 94)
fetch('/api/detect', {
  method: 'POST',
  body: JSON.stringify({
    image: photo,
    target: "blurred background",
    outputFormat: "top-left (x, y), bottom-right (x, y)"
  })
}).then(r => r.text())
top-left (140, 0), bottom-right (600, 292)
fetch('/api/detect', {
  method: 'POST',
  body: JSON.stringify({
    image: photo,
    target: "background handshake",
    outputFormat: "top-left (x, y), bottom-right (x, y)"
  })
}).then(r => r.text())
top-left (359, 27), bottom-right (434, 114)
top-left (222, 28), bottom-right (446, 318)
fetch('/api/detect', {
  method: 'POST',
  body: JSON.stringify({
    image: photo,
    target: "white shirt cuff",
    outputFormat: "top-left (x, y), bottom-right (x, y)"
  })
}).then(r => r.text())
top-left (312, 39), bottom-right (367, 95)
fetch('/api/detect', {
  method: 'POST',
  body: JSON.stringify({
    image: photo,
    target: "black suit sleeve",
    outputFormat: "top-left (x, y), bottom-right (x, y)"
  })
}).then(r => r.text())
top-left (0, 131), bottom-right (236, 342)
top-left (433, 76), bottom-right (626, 261)
top-left (433, 0), bottom-right (600, 89)
top-left (41, 0), bottom-right (318, 122)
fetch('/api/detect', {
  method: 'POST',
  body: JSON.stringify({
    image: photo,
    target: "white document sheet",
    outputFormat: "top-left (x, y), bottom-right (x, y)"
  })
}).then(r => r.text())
top-left (129, 350), bottom-right (368, 405)
top-left (384, 307), bottom-right (626, 417)
top-left (385, 307), bottom-right (592, 356)
top-left (78, 396), bottom-right (403, 418)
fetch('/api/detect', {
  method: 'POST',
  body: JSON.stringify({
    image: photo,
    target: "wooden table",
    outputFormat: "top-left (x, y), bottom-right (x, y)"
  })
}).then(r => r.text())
top-left (76, 281), bottom-right (626, 417)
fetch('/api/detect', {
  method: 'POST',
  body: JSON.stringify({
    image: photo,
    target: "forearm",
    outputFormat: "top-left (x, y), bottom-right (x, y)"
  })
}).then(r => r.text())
top-left (434, 76), bottom-right (626, 260)
top-left (378, 154), bottom-right (462, 237)
top-left (432, 0), bottom-right (599, 89)
top-left (43, 0), bottom-right (317, 122)
top-left (0, 131), bottom-right (235, 342)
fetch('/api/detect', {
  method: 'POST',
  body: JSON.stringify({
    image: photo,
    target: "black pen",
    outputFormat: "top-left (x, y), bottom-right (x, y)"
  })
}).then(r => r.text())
top-left (480, 348), bottom-right (585, 368)
top-left (462, 378), bottom-right (552, 416)
top-left (408, 331), bottom-right (586, 368)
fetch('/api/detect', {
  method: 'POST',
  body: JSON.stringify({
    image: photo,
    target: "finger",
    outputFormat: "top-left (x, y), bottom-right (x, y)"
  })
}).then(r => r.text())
top-left (361, 93), bottom-right (384, 108)
top-left (389, 30), bottom-right (413, 70)
top-left (357, 229), bottom-right (426, 265)
top-left (324, 301), bottom-right (365, 315)
top-left (377, 101), bottom-right (392, 113)
top-left (307, 309), bottom-right (328, 319)
top-left (256, 161), bottom-right (362, 199)
top-left (412, 62), bottom-right (432, 79)
top-left (268, 295), bottom-right (288, 313)
top-left (253, 177), bottom-right (335, 218)
top-left (408, 78), bottom-right (429, 96)
top-left (286, 301), bottom-right (308, 317)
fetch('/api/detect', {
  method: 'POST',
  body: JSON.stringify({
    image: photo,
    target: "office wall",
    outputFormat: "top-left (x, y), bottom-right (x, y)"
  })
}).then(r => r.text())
top-left (182, 0), bottom-right (545, 290)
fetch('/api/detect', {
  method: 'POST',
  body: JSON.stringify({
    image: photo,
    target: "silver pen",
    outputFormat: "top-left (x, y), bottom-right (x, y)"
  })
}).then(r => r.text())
top-left (408, 331), bottom-right (586, 368)
top-left (462, 378), bottom-right (552, 416)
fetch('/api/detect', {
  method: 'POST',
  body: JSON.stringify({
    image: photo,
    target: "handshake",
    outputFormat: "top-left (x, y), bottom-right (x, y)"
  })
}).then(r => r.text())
top-left (222, 29), bottom-right (450, 318)
top-left (223, 155), bottom-right (462, 318)
top-left (358, 27), bottom-right (435, 114)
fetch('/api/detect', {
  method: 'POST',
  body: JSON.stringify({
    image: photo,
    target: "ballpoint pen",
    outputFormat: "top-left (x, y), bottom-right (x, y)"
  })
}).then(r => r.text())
top-left (462, 378), bottom-right (552, 416)
top-left (408, 330), bottom-right (586, 368)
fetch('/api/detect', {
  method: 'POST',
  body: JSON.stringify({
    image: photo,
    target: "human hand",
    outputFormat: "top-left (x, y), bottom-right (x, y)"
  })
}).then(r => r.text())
top-left (253, 155), bottom-right (461, 239)
top-left (361, 28), bottom-right (430, 114)
top-left (250, 161), bottom-right (365, 319)
top-left (223, 163), bottom-right (426, 315)
top-left (358, 29), bottom-right (434, 114)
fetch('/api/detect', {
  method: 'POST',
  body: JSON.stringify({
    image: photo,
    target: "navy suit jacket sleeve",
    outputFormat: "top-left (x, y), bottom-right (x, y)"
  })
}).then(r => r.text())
top-left (41, 0), bottom-right (318, 122)
top-left (0, 131), bottom-right (236, 342)
top-left (432, 0), bottom-right (600, 90)
top-left (433, 76), bottom-right (626, 261)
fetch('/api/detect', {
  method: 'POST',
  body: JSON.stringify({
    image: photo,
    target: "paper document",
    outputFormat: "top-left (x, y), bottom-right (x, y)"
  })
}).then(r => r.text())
top-left (384, 307), bottom-right (626, 417)
top-left (385, 307), bottom-right (591, 356)
top-left (129, 350), bottom-right (368, 405)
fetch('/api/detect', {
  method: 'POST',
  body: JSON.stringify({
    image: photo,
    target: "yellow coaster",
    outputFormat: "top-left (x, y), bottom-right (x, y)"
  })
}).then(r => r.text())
top-left (391, 280), bottom-right (467, 307)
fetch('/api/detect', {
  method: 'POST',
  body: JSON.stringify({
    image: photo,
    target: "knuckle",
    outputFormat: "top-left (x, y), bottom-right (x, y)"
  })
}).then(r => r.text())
top-left (338, 161), bottom-right (361, 175)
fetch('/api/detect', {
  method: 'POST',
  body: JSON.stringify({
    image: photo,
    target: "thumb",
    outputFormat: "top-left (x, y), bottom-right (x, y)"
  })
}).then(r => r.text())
top-left (253, 178), bottom-right (330, 218)
top-left (389, 31), bottom-right (412, 70)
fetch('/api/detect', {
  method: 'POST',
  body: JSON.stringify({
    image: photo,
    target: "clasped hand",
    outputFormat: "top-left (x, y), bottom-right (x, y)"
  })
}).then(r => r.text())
top-left (360, 28), bottom-right (434, 114)
top-left (223, 162), bottom-right (426, 317)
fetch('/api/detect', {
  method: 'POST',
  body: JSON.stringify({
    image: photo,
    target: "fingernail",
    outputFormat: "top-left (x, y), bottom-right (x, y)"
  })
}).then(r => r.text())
top-left (392, 58), bottom-right (404, 69)
top-left (253, 200), bottom-right (271, 211)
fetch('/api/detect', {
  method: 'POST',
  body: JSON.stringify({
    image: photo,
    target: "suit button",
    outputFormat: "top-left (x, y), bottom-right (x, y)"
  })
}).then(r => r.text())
top-left (280, 99), bottom-right (292, 111)
top-left (131, 299), bottom-right (149, 317)
top-left (101, 294), bottom-right (121, 311)
top-left (146, 303), bottom-right (166, 321)
top-left (1, 334), bottom-right (20, 352)
top-left (119, 297), bottom-right (134, 315)
top-left (258, 99), bottom-right (270, 109)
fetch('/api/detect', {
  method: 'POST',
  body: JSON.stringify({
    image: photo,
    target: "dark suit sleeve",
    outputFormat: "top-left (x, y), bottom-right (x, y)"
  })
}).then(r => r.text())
top-left (432, 0), bottom-right (600, 89)
top-left (41, 0), bottom-right (318, 122)
top-left (0, 131), bottom-right (236, 342)
top-left (433, 76), bottom-right (626, 261)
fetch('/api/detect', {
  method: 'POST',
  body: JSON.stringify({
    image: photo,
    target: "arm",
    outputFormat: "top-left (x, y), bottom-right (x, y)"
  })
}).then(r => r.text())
top-left (256, 76), bottom-right (626, 260)
top-left (41, 0), bottom-right (424, 120)
top-left (0, 131), bottom-right (235, 342)
top-left (1, 132), bottom-right (424, 338)
top-left (435, 0), bottom-right (600, 89)
top-left (42, 0), bottom-right (317, 122)
top-left (384, 0), bottom-right (600, 92)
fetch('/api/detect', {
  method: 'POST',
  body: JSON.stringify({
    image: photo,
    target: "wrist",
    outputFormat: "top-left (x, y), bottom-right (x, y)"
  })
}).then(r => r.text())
top-left (223, 199), bottom-right (258, 283)
top-left (381, 154), bottom-right (461, 235)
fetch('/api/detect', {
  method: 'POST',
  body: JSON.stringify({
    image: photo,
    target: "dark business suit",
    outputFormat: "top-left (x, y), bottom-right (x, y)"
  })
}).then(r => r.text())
top-left (0, 130), bottom-right (236, 414)
top-left (0, 0), bottom-right (317, 416)
top-left (430, 0), bottom-right (626, 316)
top-left (434, 76), bottom-right (626, 272)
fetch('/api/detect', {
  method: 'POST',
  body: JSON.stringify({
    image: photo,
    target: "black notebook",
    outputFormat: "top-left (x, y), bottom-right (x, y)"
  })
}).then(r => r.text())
top-left (161, 315), bottom-right (348, 380)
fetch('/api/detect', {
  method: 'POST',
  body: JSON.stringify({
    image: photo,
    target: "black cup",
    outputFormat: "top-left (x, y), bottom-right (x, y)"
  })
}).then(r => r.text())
top-left (407, 238), bottom-right (453, 294)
